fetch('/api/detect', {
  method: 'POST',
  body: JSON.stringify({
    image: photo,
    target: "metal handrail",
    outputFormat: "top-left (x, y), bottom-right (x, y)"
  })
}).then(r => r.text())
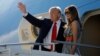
top-left (0, 41), bottom-right (100, 49)
top-left (0, 42), bottom-right (55, 46)
top-left (55, 41), bottom-right (100, 49)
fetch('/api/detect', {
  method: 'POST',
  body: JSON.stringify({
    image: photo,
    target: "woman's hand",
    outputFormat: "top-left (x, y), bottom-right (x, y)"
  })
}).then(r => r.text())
top-left (70, 45), bottom-right (76, 55)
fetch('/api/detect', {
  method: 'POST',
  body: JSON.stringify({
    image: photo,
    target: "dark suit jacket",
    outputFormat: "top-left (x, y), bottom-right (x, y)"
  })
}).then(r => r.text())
top-left (24, 13), bottom-right (66, 53)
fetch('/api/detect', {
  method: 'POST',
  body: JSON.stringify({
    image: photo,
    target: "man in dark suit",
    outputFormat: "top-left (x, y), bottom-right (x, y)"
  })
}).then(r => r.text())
top-left (18, 2), bottom-right (66, 53)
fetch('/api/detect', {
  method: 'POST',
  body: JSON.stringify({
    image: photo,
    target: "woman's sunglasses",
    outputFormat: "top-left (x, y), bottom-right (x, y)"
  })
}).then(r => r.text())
top-left (65, 11), bottom-right (71, 15)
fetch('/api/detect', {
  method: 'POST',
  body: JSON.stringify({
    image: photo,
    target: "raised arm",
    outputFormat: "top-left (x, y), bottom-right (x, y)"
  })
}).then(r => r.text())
top-left (18, 2), bottom-right (43, 28)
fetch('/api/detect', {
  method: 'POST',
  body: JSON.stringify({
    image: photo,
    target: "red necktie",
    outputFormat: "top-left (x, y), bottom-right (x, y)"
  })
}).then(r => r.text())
top-left (51, 23), bottom-right (57, 50)
top-left (52, 23), bottom-right (57, 41)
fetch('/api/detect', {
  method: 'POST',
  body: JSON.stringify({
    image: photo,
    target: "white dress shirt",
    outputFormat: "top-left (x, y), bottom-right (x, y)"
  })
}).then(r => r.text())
top-left (43, 19), bottom-right (61, 49)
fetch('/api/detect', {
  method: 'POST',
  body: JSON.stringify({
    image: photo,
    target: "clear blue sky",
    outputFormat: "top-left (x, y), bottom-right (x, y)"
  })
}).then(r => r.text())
top-left (0, 0), bottom-right (100, 36)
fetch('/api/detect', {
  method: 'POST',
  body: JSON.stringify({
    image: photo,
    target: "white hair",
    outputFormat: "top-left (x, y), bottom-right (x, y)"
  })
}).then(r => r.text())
top-left (49, 6), bottom-right (61, 14)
